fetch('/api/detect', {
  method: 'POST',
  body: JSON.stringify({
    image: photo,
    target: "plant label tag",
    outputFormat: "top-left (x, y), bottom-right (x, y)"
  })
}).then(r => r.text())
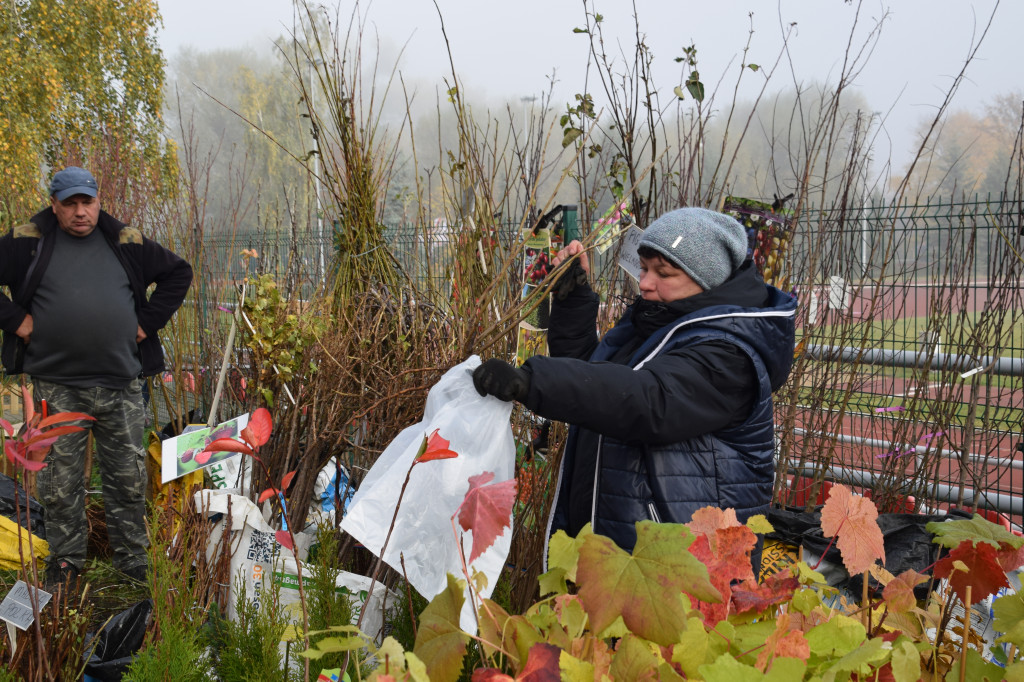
top-left (617, 225), bottom-right (645, 281)
top-left (0, 580), bottom-right (51, 632)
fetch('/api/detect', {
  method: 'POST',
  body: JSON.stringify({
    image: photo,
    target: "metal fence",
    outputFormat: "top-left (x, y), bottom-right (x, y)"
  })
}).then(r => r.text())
top-left (193, 195), bottom-right (1023, 527)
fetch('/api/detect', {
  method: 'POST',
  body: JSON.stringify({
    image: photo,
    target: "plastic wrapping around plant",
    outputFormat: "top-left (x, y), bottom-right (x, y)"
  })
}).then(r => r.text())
top-left (340, 356), bottom-right (516, 633)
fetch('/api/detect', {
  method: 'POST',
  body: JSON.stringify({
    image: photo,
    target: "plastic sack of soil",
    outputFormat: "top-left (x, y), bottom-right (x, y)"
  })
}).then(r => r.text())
top-left (340, 356), bottom-right (516, 632)
top-left (83, 599), bottom-right (153, 681)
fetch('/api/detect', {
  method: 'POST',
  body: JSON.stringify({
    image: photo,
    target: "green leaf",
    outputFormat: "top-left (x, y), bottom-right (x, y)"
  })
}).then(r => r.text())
top-left (790, 587), bottom-right (822, 614)
top-left (927, 514), bottom-right (1024, 549)
top-left (947, 647), bottom-right (1007, 682)
top-left (576, 521), bottom-right (719, 647)
top-left (746, 514), bottom-right (774, 534)
top-left (404, 651), bottom-right (430, 682)
top-left (825, 637), bottom-right (889, 676)
top-left (889, 639), bottom-right (921, 682)
top-left (560, 652), bottom-right (595, 681)
top-left (562, 127), bottom-right (583, 148)
top-left (548, 526), bottom-right (587, 581)
top-left (804, 614), bottom-right (866, 658)
top-left (557, 596), bottom-right (588, 639)
top-left (764, 657), bottom-right (806, 681)
top-left (994, 589), bottom-right (1024, 647)
top-left (572, 27), bottom-right (588, 33)
top-left (685, 76), bottom-right (705, 103)
top-left (609, 634), bottom-right (661, 681)
top-left (747, 63), bottom-right (760, 72)
top-left (538, 567), bottom-right (567, 597)
top-left (412, 574), bottom-right (469, 682)
top-left (672, 617), bottom-right (722, 677)
top-left (700, 653), bottom-right (764, 682)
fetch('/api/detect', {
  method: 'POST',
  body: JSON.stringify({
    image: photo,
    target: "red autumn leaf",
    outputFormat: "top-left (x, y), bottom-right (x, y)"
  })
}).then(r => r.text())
top-left (258, 487), bottom-right (280, 504)
top-left (275, 530), bottom-right (294, 551)
top-left (756, 614), bottom-right (810, 671)
top-left (688, 525), bottom-right (757, 624)
top-left (934, 541), bottom-right (1009, 605)
top-left (38, 412), bottom-right (94, 428)
top-left (418, 428), bottom-right (459, 463)
top-left (4, 441), bottom-right (46, 471)
top-left (471, 670), bottom-right (513, 682)
top-left (517, 642), bottom-right (561, 681)
top-left (23, 434), bottom-right (59, 454)
top-left (457, 472), bottom-right (516, 564)
top-left (21, 386), bottom-right (33, 423)
top-left (203, 437), bottom-right (255, 456)
top-left (25, 425), bottom-right (85, 444)
top-left (240, 407), bottom-right (273, 449)
top-left (882, 569), bottom-right (929, 613)
top-left (281, 470), bottom-right (297, 490)
top-left (0, 419), bottom-right (12, 437)
top-left (820, 484), bottom-right (885, 575)
top-left (731, 573), bottom-right (801, 614)
top-left (996, 541), bottom-right (1024, 573)
top-left (687, 506), bottom-right (742, 537)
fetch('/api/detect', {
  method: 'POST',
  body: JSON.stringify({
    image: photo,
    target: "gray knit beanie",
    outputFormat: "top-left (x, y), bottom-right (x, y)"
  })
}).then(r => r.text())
top-left (637, 207), bottom-right (747, 290)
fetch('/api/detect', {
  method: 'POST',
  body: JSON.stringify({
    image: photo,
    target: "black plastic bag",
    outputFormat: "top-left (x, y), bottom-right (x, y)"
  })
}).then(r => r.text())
top-left (766, 506), bottom-right (971, 598)
top-left (83, 599), bottom-right (153, 680)
top-left (0, 473), bottom-right (44, 538)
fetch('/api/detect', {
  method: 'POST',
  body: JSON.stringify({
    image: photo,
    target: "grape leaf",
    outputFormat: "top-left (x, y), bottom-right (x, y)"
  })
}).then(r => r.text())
top-left (997, 542), bottom-right (1024, 573)
top-left (240, 407), bottom-right (273, 448)
top-left (687, 506), bottom-right (741, 537)
top-left (756, 614), bottom-right (810, 671)
top-left (933, 541), bottom-right (1009, 605)
top-left (576, 521), bottom-right (720, 647)
top-left (418, 428), bottom-right (459, 462)
top-left (731, 573), bottom-right (801, 615)
top-left (687, 525), bottom-right (757, 624)
top-left (926, 514), bottom-right (1024, 550)
top-left (993, 589), bottom-right (1024, 648)
top-left (882, 569), bottom-right (928, 614)
top-left (608, 634), bottom-right (661, 681)
top-left (457, 472), bottom-right (516, 564)
top-left (820, 484), bottom-right (885, 575)
top-left (413, 574), bottom-right (469, 682)
top-left (517, 642), bottom-right (561, 681)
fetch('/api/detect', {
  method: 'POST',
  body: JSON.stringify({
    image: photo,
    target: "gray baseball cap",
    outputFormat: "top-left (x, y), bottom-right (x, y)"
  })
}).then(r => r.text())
top-left (638, 207), bottom-right (747, 290)
top-left (49, 166), bottom-right (98, 201)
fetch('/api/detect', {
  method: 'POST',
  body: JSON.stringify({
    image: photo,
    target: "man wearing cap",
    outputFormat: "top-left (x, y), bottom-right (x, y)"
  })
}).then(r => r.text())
top-left (0, 166), bottom-right (193, 588)
top-left (473, 207), bottom-right (797, 561)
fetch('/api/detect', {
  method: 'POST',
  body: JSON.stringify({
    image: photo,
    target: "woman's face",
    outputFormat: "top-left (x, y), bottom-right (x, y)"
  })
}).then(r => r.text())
top-left (638, 254), bottom-right (704, 303)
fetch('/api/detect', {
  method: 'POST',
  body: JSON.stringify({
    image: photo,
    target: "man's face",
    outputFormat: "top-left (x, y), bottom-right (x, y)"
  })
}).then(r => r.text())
top-left (51, 194), bottom-right (100, 237)
top-left (638, 253), bottom-right (703, 303)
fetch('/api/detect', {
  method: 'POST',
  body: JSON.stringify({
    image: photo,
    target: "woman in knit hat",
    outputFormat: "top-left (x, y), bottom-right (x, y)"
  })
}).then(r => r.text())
top-left (473, 207), bottom-right (797, 566)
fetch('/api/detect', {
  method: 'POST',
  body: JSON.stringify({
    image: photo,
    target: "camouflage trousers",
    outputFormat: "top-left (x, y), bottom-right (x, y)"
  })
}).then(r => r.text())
top-left (33, 378), bottom-right (148, 572)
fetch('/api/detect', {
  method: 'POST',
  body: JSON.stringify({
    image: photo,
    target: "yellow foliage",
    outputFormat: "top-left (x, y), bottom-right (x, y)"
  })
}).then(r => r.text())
top-left (0, 0), bottom-right (171, 223)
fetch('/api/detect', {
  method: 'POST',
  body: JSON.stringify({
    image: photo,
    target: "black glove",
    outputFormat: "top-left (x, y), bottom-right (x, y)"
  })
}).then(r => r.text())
top-left (472, 359), bottom-right (531, 402)
top-left (554, 261), bottom-right (590, 301)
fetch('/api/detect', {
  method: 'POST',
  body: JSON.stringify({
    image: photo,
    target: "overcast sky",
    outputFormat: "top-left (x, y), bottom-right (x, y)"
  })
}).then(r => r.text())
top-left (158, 0), bottom-right (1020, 166)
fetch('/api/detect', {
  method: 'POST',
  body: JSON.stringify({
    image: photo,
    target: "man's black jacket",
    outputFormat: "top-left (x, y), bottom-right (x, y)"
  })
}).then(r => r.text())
top-left (0, 207), bottom-right (193, 377)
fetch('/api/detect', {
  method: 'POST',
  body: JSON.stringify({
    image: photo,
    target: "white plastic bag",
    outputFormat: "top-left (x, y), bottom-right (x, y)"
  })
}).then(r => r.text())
top-left (340, 356), bottom-right (516, 632)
